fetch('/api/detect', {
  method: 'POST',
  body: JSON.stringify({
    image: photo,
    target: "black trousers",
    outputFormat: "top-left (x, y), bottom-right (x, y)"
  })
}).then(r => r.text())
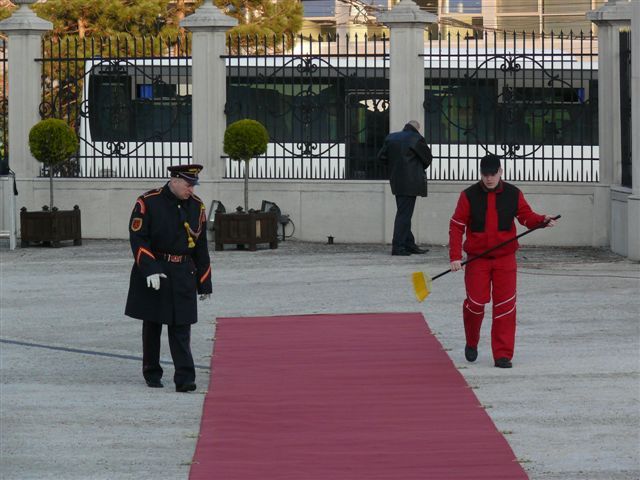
top-left (392, 195), bottom-right (418, 251)
top-left (142, 321), bottom-right (195, 386)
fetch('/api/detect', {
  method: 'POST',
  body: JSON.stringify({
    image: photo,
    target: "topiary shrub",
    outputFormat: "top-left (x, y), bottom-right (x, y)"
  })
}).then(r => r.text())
top-left (29, 118), bottom-right (78, 210)
top-left (223, 119), bottom-right (269, 212)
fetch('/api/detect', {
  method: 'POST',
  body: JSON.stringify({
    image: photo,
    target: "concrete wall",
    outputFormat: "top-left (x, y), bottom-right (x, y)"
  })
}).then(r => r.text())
top-left (0, 177), bottom-right (606, 247)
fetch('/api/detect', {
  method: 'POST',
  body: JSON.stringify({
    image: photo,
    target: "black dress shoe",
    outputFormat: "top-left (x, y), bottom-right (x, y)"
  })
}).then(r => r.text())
top-left (464, 345), bottom-right (478, 362)
top-left (391, 249), bottom-right (411, 256)
top-left (494, 358), bottom-right (513, 368)
top-left (407, 245), bottom-right (429, 254)
top-left (145, 379), bottom-right (164, 388)
top-left (176, 383), bottom-right (197, 393)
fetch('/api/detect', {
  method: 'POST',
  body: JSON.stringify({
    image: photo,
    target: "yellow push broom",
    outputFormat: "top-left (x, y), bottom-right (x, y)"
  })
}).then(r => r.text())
top-left (412, 215), bottom-right (560, 302)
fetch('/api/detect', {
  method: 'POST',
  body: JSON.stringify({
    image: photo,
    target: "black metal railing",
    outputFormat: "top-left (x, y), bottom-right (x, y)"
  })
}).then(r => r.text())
top-left (620, 30), bottom-right (632, 189)
top-left (225, 31), bottom-right (597, 182)
top-left (38, 35), bottom-right (192, 178)
top-left (0, 37), bottom-right (8, 174)
top-left (423, 30), bottom-right (598, 182)
top-left (224, 34), bottom-right (389, 180)
top-left (34, 31), bottom-right (599, 182)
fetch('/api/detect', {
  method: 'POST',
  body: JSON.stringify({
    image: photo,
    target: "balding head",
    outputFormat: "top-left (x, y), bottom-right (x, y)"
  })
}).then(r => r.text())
top-left (407, 120), bottom-right (420, 132)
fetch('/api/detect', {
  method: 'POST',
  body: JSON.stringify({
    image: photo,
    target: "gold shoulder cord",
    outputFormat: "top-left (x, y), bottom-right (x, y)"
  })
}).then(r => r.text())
top-left (184, 204), bottom-right (207, 248)
top-left (184, 222), bottom-right (196, 248)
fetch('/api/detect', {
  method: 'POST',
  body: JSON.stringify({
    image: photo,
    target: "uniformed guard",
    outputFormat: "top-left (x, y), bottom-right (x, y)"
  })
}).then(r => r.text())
top-left (125, 164), bottom-right (212, 392)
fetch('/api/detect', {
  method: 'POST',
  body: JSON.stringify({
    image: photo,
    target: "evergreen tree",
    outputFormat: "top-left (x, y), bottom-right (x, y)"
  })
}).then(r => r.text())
top-left (33, 0), bottom-right (175, 38)
top-left (0, 1), bottom-right (16, 23)
top-left (24, 0), bottom-right (301, 43)
top-left (216, 0), bottom-right (303, 41)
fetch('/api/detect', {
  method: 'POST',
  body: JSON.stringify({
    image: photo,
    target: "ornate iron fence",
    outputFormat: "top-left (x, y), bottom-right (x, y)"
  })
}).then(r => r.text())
top-left (226, 31), bottom-right (597, 182)
top-left (224, 34), bottom-right (389, 180)
top-left (38, 35), bottom-right (192, 178)
top-left (1, 37), bottom-right (7, 174)
top-left (620, 29), bottom-right (632, 189)
top-left (35, 31), bottom-right (598, 181)
top-left (423, 30), bottom-right (599, 182)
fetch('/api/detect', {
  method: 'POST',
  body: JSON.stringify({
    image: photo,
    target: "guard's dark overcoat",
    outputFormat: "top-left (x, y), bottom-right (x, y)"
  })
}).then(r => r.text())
top-left (125, 184), bottom-right (212, 325)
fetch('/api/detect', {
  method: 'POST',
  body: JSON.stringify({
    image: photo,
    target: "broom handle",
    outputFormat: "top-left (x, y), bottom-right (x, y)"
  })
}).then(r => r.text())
top-left (431, 214), bottom-right (561, 282)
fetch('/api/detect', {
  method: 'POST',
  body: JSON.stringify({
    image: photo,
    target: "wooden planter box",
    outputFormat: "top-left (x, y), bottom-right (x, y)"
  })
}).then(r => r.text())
top-left (20, 206), bottom-right (82, 247)
top-left (214, 210), bottom-right (277, 251)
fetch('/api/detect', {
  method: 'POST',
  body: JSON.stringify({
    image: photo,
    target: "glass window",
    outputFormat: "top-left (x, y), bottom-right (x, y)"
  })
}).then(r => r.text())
top-left (414, 0), bottom-right (438, 14)
top-left (445, 0), bottom-right (481, 14)
top-left (226, 81), bottom-right (344, 143)
top-left (424, 79), bottom-right (497, 144)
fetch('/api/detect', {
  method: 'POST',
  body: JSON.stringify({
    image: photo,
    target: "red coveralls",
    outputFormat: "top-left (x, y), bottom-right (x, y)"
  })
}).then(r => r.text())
top-left (449, 181), bottom-right (546, 361)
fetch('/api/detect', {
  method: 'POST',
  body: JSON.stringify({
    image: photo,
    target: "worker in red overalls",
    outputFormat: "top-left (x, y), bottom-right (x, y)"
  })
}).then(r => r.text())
top-left (449, 155), bottom-right (558, 368)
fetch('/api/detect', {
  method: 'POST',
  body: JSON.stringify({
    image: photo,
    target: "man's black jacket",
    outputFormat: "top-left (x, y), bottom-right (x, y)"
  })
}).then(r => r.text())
top-left (377, 123), bottom-right (432, 196)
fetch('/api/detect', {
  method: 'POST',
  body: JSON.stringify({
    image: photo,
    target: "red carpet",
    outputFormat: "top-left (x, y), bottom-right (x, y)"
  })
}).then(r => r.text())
top-left (190, 313), bottom-right (528, 479)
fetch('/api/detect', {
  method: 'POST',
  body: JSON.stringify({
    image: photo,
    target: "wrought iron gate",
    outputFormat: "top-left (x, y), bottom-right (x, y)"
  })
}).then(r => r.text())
top-left (224, 34), bottom-right (389, 180)
top-left (423, 31), bottom-right (598, 182)
top-left (0, 37), bottom-right (7, 174)
top-left (38, 35), bottom-right (192, 178)
top-left (620, 30), bottom-right (632, 189)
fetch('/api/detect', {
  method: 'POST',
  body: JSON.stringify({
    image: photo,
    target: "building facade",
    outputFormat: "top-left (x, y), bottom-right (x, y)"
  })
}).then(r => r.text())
top-left (301, 0), bottom-right (608, 37)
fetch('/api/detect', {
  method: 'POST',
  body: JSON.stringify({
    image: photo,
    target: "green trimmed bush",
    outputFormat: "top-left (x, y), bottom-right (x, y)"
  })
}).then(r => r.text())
top-left (29, 118), bottom-right (79, 210)
top-left (223, 119), bottom-right (269, 211)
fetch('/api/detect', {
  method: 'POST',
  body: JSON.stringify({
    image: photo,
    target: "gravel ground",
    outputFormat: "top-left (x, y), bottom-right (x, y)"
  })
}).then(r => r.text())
top-left (1, 239), bottom-right (638, 479)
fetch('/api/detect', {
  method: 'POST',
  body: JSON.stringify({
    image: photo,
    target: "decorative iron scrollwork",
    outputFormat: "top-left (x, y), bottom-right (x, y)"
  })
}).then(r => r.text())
top-left (296, 58), bottom-right (319, 74)
top-left (499, 55), bottom-right (522, 73)
top-left (426, 51), bottom-right (583, 162)
top-left (40, 58), bottom-right (189, 159)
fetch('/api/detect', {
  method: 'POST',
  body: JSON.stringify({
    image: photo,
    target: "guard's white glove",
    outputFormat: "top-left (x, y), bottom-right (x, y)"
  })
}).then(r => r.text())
top-left (199, 293), bottom-right (211, 301)
top-left (146, 273), bottom-right (167, 290)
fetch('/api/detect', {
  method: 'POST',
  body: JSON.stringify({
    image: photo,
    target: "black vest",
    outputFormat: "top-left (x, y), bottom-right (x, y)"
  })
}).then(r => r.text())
top-left (464, 181), bottom-right (520, 232)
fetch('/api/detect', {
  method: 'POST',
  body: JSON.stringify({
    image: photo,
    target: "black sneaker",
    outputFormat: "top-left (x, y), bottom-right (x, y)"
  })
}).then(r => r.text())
top-left (464, 345), bottom-right (478, 362)
top-left (175, 383), bottom-right (197, 393)
top-left (145, 379), bottom-right (164, 388)
top-left (494, 358), bottom-right (513, 368)
top-left (407, 245), bottom-right (429, 254)
top-left (391, 249), bottom-right (411, 256)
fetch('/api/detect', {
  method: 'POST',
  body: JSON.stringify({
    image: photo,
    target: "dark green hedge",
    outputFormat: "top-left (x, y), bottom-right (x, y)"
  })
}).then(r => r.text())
top-left (28, 119), bottom-right (78, 166)
top-left (223, 119), bottom-right (269, 162)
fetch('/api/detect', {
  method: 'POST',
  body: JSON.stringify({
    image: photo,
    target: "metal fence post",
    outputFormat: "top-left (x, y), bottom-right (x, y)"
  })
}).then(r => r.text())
top-left (377, 0), bottom-right (436, 134)
top-left (0, 0), bottom-right (52, 180)
top-left (629, 0), bottom-right (640, 260)
top-left (181, 3), bottom-right (237, 182)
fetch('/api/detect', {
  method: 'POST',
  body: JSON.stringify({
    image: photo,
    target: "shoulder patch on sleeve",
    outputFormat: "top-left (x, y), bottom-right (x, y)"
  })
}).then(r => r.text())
top-left (142, 188), bottom-right (162, 199)
top-left (131, 217), bottom-right (143, 232)
top-left (135, 198), bottom-right (146, 215)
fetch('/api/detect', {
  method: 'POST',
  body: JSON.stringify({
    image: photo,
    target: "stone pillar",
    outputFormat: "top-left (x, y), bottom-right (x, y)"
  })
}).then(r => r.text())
top-left (180, 3), bottom-right (236, 182)
top-left (377, 0), bottom-right (437, 135)
top-left (0, 0), bottom-right (52, 180)
top-left (588, 1), bottom-right (632, 250)
top-left (593, 22), bottom-right (621, 186)
top-left (628, 0), bottom-right (640, 260)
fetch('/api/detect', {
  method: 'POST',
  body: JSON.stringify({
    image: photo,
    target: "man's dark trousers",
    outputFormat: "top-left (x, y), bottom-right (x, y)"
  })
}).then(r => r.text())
top-left (393, 195), bottom-right (417, 252)
top-left (142, 321), bottom-right (195, 386)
